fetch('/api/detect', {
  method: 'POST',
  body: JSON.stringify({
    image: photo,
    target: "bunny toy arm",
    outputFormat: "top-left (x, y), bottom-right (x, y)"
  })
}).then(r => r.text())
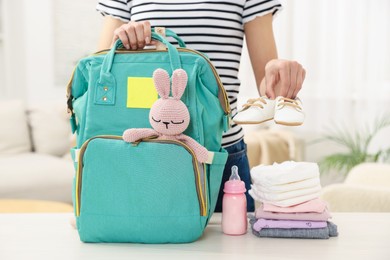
top-left (177, 134), bottom-right (209, 163)
top-left (123, 128), bottom-right (159, 143)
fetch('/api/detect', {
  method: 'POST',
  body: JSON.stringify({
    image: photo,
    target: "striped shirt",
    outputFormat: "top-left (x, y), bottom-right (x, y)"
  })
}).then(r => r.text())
top-left (97, 0), bottom-right (282, 147)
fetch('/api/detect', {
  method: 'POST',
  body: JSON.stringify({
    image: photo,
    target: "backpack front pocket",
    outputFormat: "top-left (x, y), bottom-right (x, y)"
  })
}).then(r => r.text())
top-left (74, 136), bottom-right (208, 243)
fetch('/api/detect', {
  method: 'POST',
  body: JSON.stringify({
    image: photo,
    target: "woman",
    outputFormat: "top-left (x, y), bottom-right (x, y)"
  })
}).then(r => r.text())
top-left (96, 0), bottom-right (306, 212)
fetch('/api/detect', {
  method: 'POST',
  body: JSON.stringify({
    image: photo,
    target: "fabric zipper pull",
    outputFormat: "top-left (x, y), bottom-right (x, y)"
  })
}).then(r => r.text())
top-left (70, 115), bottom-right (77, 134)
top-left (223, 114), bottom-right (231, 132)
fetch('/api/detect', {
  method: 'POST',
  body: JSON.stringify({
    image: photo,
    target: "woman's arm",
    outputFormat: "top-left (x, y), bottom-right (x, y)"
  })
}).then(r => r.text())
top-left (98, 16), bottom-right (126, 51)
top-left (244, 14), bottom-right (305, 99)
top-left (244, 13), bottom-right (278, 93)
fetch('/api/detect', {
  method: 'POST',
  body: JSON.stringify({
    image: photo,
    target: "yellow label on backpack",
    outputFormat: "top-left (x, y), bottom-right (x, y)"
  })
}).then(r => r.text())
top-left (127, 77), bottom-right (158, 108)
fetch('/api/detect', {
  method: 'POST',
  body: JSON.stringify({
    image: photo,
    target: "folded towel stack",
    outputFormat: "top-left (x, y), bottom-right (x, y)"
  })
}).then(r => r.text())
top-left (248, 161), bottom-right (338, 239)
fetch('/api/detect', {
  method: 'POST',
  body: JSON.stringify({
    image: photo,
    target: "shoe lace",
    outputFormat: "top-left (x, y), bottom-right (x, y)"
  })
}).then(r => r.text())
top-left (242, 97), bottom-right (267, 109)
top-left (276, 97), bottom-right (302, 111)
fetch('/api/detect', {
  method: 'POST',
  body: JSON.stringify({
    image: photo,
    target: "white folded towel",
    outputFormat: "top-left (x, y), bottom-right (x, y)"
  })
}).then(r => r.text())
top-left (250, 184), bottom-right (322, 201)
top-left (252, 177), bottom-right (320, 193)
top-left (251, 161), bottom-right (320, 186)
top-left (249, 189), bottom-right (320, 207)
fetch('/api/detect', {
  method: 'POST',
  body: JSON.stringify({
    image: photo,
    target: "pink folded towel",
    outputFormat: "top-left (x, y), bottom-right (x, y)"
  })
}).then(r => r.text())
top-left (255, 204), bottom-right (332, 221)
top-left (263, 198), bottom-right (328, 213)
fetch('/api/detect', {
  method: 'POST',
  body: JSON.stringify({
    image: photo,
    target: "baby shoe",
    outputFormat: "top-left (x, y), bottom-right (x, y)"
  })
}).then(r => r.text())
top-left (274, 96), bottom-right (305, 126)
top-left (233, 97), bottom-right (275, 124)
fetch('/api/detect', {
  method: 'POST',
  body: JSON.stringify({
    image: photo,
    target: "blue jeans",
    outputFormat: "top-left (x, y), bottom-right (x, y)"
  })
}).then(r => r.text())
top-left (214, 139), bottom-right (255, 212)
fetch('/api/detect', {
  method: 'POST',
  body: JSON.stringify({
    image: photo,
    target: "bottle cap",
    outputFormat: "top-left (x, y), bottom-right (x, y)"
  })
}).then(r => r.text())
top-left (223, 165), bottom-right (246, 194)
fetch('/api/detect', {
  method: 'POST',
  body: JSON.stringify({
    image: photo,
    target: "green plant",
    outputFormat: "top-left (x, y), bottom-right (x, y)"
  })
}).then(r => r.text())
top-left (319, 114), bottom-right (390, 175)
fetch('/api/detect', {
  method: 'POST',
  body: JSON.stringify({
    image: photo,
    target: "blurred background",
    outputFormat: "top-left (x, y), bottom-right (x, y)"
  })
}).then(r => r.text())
top-left (241, 0), bottom-right (390, 162)
top-left (0, 0), bottom-right (389, 212)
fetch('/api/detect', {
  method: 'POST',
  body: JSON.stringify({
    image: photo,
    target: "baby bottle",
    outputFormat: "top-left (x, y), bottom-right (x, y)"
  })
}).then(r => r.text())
top-left (222, 165), bottom-right (247, 235)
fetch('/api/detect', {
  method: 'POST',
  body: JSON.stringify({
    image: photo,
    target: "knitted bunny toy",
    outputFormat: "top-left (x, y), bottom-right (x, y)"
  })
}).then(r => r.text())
top-left (123, 68), bottom-right (209, 163)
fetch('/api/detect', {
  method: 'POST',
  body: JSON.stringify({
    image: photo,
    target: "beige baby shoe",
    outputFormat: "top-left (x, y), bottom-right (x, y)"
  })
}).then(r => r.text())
top-left (273, 96), bottom-right (305, 126)
top-left (233, 97), bottom-right (275, 124)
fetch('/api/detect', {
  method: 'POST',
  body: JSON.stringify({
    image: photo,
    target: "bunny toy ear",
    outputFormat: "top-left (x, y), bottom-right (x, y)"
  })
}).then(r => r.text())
top-left (153, 68), bottom-right (170, 99)
top-left (171, 69), bottom-right (188, 100)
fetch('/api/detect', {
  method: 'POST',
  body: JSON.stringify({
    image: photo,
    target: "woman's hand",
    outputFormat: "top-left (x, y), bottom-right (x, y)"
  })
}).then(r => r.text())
top-left (112, 21), bottom-right (154, 50)
top-left (263, 59), bottom-right (306, 99)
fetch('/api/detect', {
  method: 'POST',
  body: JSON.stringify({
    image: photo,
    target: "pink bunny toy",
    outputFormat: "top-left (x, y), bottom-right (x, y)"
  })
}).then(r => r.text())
top-left (123, 68), bottom-right (209, 163)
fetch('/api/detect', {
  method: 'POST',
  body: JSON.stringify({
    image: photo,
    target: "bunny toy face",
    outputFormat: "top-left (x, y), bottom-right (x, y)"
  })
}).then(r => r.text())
top-left (149, 69), bottom-right (190, 136)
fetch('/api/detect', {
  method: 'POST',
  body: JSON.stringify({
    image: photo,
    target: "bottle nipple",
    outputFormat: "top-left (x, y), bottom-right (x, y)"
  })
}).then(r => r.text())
top-left (229, 165), bottom-right (241, 181)
top-left (224, 165), bottom-right (246, 194)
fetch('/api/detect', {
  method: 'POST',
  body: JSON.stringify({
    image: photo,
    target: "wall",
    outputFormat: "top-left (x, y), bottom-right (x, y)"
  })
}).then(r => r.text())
top-left (1, 0), bottom-right (101, 103)
top-left (239, 0), bottom-right (390, 164)
top-left (22, 0), bottom-right (55, 102)
top-left (1, 0), bottom-right (26, 100)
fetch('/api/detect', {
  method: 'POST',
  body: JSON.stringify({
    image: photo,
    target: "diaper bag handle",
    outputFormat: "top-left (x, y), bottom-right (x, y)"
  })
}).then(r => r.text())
top-left (151, 27), bottom-right (187, 48)
top-left (96, 31), bottom-right (183, 106)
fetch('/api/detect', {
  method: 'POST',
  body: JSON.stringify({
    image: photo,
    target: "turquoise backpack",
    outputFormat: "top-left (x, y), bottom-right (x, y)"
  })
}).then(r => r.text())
top-left (67, 29), bottom-right (230, 243)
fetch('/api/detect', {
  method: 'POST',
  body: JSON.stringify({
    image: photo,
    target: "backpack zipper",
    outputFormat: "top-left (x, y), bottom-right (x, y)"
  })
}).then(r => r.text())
top-left (75, 135), bottom-right (207, 217)
top-left (66, 48), bottom-right (231, 116)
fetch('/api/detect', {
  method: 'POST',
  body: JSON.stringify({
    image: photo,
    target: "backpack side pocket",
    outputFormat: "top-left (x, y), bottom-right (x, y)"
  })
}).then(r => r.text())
top-left (207, 150), bottom-right (228, 218)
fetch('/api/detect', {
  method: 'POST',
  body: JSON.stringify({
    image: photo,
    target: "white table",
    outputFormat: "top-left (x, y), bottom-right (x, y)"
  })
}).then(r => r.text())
top-left (0, 213), bottom-right (389, 260)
